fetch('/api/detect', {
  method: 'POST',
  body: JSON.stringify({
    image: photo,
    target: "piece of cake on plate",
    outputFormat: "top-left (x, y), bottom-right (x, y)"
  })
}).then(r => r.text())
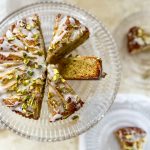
top-left (127, 26), bottom-right (150, 54)
top-left (58, 56), bottom-right (105, 80)
top-left (46, 14), bottom-right (90, 64)
top-left (0, 14), bottom-right (46, 119)
top-left (47, 64), bottom-right (84, 122)
top-left (115, 127), bottom-right (147, 150)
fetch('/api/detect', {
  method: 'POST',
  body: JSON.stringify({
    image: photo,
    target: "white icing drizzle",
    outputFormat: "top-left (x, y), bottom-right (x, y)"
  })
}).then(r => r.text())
top-left (50, 114), bottom-right (62, 122)
top-left (11, 38), bottom-right (24, 49)
top-left (51, 30), bottom-right (67, 45)
top-left (32, 28), bottom-right (39, 34)
top-left (0, 38), bottom-right (16, 51)
top-left (133, 37), bottom-right (145, 46)
top-left (63, 93), bottom-right (78, 102)
top-left (12, 105), bottom-right (22, 112)
top-left (0, 80), bottom-right (16, 94)
top-left (26, 32), bottom-right (34, 40)
top-left (20, 28), bottom-right (29, 36)
top-left (58, 16), bottom-right (68, 28)
top-left (0, 86), bottom-right (7, 95)
top-left (26, 16), bottom-right (36, 27)
top-left (6, 101), bottom-right (20, 107)
top-left (6, 30), bottom-right (14, 39)
top-left (0, 64), bottom-right (25, 77)
top-left (69, 17), bottom-right (75, 24)
top-left (0, 50), bottom-right (25, 57)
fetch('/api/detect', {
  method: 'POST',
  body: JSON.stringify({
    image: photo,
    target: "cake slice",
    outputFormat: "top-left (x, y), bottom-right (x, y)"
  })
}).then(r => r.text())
top-left (0, 60), bottom-right (46, 119)
top-left (0, 14), bottom-right (45, 55)
top-left (115, 127), bottom-right (147, 150)
top-left (58, 56), bottom-right (104, 80)
top-left (47, 64), bottom-right (84, 122)
top-left (127, 26), bottom-right (150, 54)
top-left (46, 14), bottom-right (89, 64)
top-left (0, 14), bottom-right (46, 119)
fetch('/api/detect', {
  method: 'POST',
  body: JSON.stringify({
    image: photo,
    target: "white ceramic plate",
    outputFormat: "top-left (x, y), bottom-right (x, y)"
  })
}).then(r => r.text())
top-left (79, 93), bottom-right (150, 150)
top-left (114, 11), bottom-right (150, 91)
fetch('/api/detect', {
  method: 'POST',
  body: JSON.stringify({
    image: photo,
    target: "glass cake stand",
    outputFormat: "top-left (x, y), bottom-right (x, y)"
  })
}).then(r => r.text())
top-left (0, 2), bottom-right (121, 141)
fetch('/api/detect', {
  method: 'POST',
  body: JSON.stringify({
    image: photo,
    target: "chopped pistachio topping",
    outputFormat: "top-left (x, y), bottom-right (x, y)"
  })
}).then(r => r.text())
top-left (8, 36), bottom-right (15, 41)
top-left (138, 28), bottom-right (143, 37)
top-left (35, 79), bottom-right (44, 85)
top-left (52, 74), bottom-right (61, 82)
top-left (49, 98), bottom-right (59, 108)
top-left (33, 34), bottom-right (39, 40)
top-left (34, 64), bottom-right (39, 69)
top-left (23, 95), bottom-right (30, 102)
top-left (8, 74), bottom-right (14, 80)
top-left (72, 115), bottom-right (79, 120)
top-left (23, 52), bottom-right (27, 57)
top-left (27, 98), bottom-right (34, 107)
top-left (25, 46), bottom-right (28, 50)
top-left (22, 90), bottom-right (27, 95)
top-left (61, 78), bottom-right (65, 82)
top-left (8, 83), bottom-right (17, 91)
top-left (16, 75), bottom-right (20, 80)
top-left (29, 85), bottom-right (34, 90)
top-left (48, 92), bottom-right (54, 99)
top-left (125, 135), bottom-right (132, 139)
top-left (27, 70), bottom-right (34, 76)
top-left (20, 22), bottom-right (24, 27)
top-left (53, 69), bottom-right (59, 74)
top-left (23, 59), bottom-right (30, 65)
top-left (25, 95), bottom-right (30, 100)
top-left (22, 103), bottom-right (27, 111)
top-left (58, 87), bottom-right (72, 94)
top-left (37, 51), bottom-right (44, 56)
top-left (34, 64), bottom-right (42, 69)
top-left (32, 102), bottom-right (37, 109)
top-left (38, 65), bottom-right (42, 68)
top-left (23, 80), bottom-right (30, 86)
top-left (26, 24), bottom-right (31, 30)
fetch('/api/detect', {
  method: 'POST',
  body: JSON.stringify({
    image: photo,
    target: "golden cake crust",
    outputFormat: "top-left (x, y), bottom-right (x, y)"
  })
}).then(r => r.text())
top-left (58, 56), bottom-right (103, 80)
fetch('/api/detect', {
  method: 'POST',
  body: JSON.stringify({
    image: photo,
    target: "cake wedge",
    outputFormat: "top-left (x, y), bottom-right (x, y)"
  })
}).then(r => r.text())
top-left (46, 14), bottom-right (89, 64)
top-left (47, 64), bottom-right (84, 122)
top-left (127, 26), bottom-right (150, 54)
top-left (0, 14), bottom-right (46, 119)
top-left (58, 56), bottom-right (104, 80)
top-left (115, 127), bottom-right (147, 150)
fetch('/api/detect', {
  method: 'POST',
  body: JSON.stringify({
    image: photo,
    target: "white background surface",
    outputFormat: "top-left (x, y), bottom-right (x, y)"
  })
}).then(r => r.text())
top-left (0, 0), bottom-right (149, 150)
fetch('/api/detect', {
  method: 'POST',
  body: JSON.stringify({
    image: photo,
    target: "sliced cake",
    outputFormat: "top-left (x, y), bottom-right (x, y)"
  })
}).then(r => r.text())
top-left (46, 14), bottom-right (89, 64)
top-left (127, 26), bottom-right (150, 54)
top-left (58, 56), bottom-right (104, 80)
top-left (115, 127), bottom-right (147, 150)
top-left (47, 64), bottom-right (84, 122)
top-left (0, 14), bottom-right (46, 119)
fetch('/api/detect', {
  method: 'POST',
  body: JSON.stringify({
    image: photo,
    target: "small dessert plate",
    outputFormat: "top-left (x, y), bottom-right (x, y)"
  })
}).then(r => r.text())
top-left (79, 93), bottom-right (150, 150)
top-left (114, 11), bottom-right (150, 91)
